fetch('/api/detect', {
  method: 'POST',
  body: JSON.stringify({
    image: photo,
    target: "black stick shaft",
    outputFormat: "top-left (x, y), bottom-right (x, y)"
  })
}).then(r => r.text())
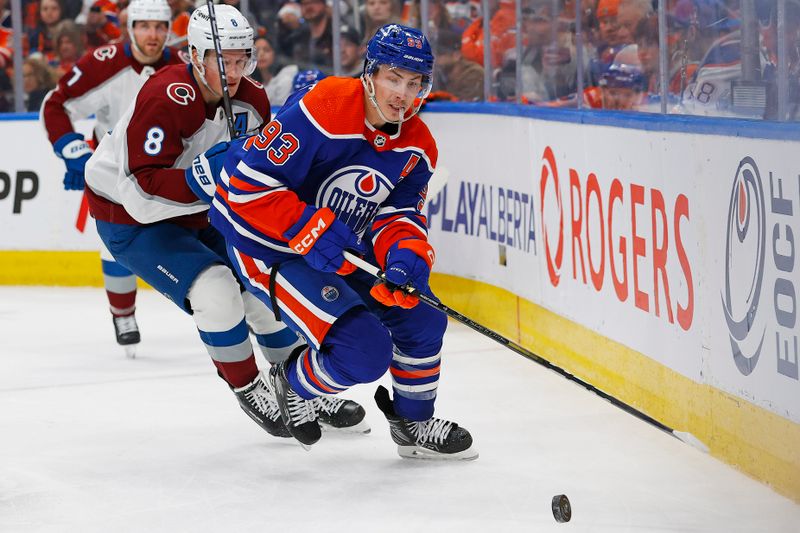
top-left (205, 1), bottom-right (236, 139)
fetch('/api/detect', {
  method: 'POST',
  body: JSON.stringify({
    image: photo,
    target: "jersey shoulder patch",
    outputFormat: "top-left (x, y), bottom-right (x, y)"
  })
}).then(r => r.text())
top-left (135, 65), bottom-right (204, 133)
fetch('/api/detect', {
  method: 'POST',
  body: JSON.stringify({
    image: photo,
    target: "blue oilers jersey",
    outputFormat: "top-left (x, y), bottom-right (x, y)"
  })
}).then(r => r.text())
top-left (209, 76), bottom-right (438, 266)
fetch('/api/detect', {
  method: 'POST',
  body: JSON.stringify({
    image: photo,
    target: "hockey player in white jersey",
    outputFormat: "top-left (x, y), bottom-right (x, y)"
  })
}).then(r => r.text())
top-left (41, 0), bottom-right (184, 356)
top-left (83, 4), bottom-right (368, 437)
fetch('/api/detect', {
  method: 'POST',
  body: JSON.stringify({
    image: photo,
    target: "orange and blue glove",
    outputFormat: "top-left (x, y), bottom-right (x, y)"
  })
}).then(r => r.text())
top-left (370, 239), bottom-right (435, 309)
top-left (285, 206), bottom-right (366, 274)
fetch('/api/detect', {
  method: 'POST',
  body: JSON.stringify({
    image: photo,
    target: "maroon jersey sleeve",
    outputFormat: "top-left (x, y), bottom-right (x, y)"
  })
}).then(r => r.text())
top-left (42, 43), bottom-right (130, 144)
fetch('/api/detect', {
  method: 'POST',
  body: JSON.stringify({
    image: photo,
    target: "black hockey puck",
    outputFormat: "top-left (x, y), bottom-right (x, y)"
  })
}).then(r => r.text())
top-left (551, 494), bottom-right (571, 523)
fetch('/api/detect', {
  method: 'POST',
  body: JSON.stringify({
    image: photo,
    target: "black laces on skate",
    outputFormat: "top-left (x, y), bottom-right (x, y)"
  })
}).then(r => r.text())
top-left (408, 417), bottom-right (454, 446)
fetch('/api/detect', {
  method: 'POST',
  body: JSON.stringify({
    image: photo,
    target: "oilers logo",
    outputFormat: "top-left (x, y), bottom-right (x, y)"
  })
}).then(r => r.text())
top-left (721, 157), bottom-right (767, 376)
top-left (321, 286), bottom-right (339, 302)
top-left (316, 165), bottom-right (394, 235)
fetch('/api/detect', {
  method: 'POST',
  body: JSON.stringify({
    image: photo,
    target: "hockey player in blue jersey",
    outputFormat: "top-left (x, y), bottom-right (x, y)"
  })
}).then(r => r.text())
top-left (209, 23), bottom-right (477, 459)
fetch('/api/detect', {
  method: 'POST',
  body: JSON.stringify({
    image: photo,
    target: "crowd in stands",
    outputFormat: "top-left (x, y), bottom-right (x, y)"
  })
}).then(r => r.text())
top-left (1, 0), bottom-right (798, 119)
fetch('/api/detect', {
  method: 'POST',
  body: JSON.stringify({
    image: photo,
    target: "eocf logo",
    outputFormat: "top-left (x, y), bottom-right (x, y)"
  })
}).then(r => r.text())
top-left (721, 156), bottom-right (799, 380)
top-left (721, 157), bottom-right (767, 375)
top-left (539, 146), bottom-right (564, 286)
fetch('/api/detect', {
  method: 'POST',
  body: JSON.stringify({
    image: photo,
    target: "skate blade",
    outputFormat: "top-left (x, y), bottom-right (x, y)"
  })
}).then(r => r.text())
top-left (124, 345), bottom-right (137, 359)
top-left (397, 445), bottom-right (479, 461)
top-left (320, 420), bottom-right (371, 434)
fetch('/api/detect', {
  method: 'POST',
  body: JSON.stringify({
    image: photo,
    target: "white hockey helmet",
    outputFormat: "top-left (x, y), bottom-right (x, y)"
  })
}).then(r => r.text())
top-left (187, 4), bottom-right (256, 76)
top-left (127, 0), bottom-right (172, 54)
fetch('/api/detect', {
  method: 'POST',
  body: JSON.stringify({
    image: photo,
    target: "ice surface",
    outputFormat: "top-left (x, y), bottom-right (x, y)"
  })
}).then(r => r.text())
top-left (1, 287), bottom-right (797, 532)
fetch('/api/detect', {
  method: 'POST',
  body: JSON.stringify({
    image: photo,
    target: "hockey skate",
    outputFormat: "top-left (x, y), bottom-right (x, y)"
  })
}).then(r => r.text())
top-left (112, 314), bottom-right (140, 358)
top-left (232, 371), bottom-right (291, 438)
top-left (269, 359), bottom-right (321, 449)
top-left (314, 396), bottom-right (370, 434)
top-left (375, 385), bottom-right (478, 460)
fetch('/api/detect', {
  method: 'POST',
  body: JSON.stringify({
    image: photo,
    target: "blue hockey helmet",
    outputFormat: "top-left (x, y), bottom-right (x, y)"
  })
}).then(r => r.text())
top-left (292, 68), bottom-right (327, 92)
top-left (599, 45), bottom-right (647, 91)
top-left (364, 24), bottom-right (434, 83)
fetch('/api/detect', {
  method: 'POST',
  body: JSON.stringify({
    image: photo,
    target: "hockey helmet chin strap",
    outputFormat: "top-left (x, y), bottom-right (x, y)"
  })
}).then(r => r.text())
top-left (362, 70), bottom-right (427, 132)
top-left (192, 49), bottom-right (224, 99)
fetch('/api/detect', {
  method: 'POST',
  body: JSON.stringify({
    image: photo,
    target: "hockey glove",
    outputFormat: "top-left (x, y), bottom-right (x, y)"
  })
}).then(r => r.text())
top-left (284, 206), bottom-right (366, 275)
top-left (54, 132), bottom-right (93, 191)
top-left (370, 240), bottom-right (435, 309)
top-left (185, 141), bottom-right (230, 203)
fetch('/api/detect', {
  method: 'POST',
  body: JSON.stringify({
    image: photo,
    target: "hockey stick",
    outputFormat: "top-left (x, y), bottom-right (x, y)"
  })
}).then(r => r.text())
top-left (205, 1), bottom-right (236, 138)
top-left (343, 251), bottom-right (704, 449)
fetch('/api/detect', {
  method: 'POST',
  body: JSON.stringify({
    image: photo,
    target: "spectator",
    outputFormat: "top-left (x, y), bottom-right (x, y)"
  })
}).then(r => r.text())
top-left (117, 7), bottom-right (130, 42)
top-left (433, 28), bottom-right (483, 100)
top-left (288, 0), bottom-right (334, 70)
top-left (23, 55), bottom-right (57, 111)
top-left (616, 0), bottom-right (651, 45)
top-left (1, 0), bottom-right (10, 28)
top-left (252, 33), bottom-right (298, 105)
top-left (27, 0), bottom-right (66, 60)
top-left (363, 0), bottom-right (400, 45)
top-left (594, 0), bottom-right (625, 48)
top-left (52, 19), bottom-right (84, 76)
top-left (85, 0), bottom-right (122, 51)
top-left (339, 23), bottom-right (363, 77)
top-left (460, 0), bottom-right (516, 68)
top-left (166, 0), bottom-right (192, 48)
top-left (275, 2), bottom-right (302, 64)
top-left (514, 0), bottom-right (583, 103)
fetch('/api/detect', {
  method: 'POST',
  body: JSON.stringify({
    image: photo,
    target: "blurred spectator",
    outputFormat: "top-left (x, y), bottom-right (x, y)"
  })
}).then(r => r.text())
top-left (166, 0), bottom-right (191, 48)
top-left (443, 0), bottom-right (480, 33)
top-left (499, 0), bottom-right (583, 103)
top-left (23, 55), bottom-right (57, 111)
top-left (339, 24), bottom-right (363, 77)
top-left (363, 0), bottom-right (401, 44)
top-left (433, 28), bottom-right (483, 100)
top-left (117, 7), bottom-right (129, 42)
top-left (275, 1), bottom-right (302, 63)
top-left (595, 0), bottom-right (625, 47)
top-left (252, 33), bottom-right (298, 106)
top-left (52, 19), bottom-right (84, 75)
top-left (1, 0), bottom-right (10, 28)
top-left (27, 0), bottom-right (66, 59)
top-left (287, 0), bottom-right (334, 70)
top-left (616, 0), bottom-right (652, 45)
top-left (85, 0), bottom-right (122, 51)
top-left (0, 66), bottom-right (11, 112)
top-left (0, 9), bottom-right (11, 69)
top-left (461, 0), bottom-right (516, 68)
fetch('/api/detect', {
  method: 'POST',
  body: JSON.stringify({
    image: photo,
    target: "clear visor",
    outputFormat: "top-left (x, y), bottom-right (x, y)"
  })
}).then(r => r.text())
top-left (370, 64), bottom-right (432, 102)
top-left (203, 48), bottom-right (257, 77)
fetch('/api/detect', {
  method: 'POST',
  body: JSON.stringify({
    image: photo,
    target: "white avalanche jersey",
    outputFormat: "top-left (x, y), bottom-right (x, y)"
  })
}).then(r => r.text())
top-left (85, 64), bottom-right (269, 228)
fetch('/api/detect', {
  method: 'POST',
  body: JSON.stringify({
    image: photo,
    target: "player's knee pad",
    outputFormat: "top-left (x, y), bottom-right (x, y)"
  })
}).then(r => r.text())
top-left (325, 307), bottom-right (393, 384)
top-left (187, 264), bottom-right (245, 332)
